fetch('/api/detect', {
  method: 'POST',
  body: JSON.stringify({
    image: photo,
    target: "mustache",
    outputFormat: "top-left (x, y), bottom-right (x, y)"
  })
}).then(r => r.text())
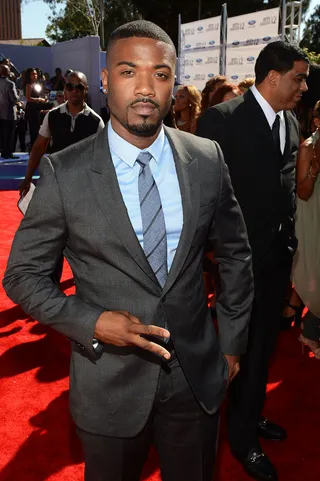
top-left (130, 98), bottom-right (160, 109)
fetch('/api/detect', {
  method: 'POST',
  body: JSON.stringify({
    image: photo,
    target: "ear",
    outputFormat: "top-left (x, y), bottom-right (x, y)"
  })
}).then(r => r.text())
top-left (101, 68), bottom-right (108, 94)
top-left (267, 70), bottom-right (281, 89)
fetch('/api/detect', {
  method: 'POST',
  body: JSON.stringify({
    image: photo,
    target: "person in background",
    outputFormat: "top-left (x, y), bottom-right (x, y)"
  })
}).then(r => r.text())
top-left (14, 102), bottom-right (26, 153)
top-left (43, 72), bottom-right (52, 93)
top-left (174, 85), bottom-right (201, 134)
top-left (50, 67), bottom-right (65, 91)
top-left (196, 41), bottom-right (309, 481)
top-left (200, 75), bottom-right (227, 114)
top-left (238, 78), bottom-right (255, 94)
top-left (19, 70), bottom-right (104, 196)
top-left (209, 82), bottom-right (242, 107)
top-left (64, 69), bottom-right (73, 81)
top-left (15, 70), bottom-right (25, 93)
top-left (0, 65), bottom-right (19, 159)
top-left (24, 68), bottom-right (47, 149)
top-left (288, 100), bottom-right (320, 358)
top-left (19, 70), bottom-right (104, 285)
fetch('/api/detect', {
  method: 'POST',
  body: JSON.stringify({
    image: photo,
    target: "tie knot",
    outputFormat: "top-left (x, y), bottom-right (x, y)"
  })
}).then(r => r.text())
top-left (136, 151), bottom-right (152, 169)
top-left (273, 114), bottom-right (280, 129)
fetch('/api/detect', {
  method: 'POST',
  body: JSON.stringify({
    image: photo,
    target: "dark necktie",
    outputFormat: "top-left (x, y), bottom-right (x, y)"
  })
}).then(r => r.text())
top-left (136, 152), bottom-right (168, 288)
top-left (272, 114), bottom-right (281, 155)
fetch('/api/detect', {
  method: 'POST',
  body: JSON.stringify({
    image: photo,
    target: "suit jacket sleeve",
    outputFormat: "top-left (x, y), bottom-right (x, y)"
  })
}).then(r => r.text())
top-left (196, 108), bottom-right (226, 147)
top-left (3, 157), bottom-right (105, 358)
top-left (209, 143), bottom-right (254, 355)
top-left (9, 81), bottom-right (19, 104)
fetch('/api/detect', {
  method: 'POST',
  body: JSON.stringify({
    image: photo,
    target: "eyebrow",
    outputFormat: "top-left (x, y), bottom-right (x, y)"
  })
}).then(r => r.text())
top-left (115, 61), bottom-right (171, 70)
top-left (295, 73), bottom-right (308, 79)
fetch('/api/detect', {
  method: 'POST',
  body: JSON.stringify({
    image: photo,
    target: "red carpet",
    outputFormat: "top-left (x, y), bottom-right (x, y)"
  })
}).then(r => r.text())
top-left (0, 190), bottom-right (319, 481)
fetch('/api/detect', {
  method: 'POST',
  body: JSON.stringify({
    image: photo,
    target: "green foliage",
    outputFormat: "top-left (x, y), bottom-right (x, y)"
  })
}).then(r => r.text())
top-left (45, 1), bottom-right (96, 43)
top-left (302, 48), bottom-right (320, 65)
top-left (301, 6), bottom-right (320, 54)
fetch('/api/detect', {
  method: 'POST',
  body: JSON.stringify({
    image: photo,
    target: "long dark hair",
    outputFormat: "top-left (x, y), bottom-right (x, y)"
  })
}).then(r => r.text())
top-left (23, 67), bottom-right (38, 93)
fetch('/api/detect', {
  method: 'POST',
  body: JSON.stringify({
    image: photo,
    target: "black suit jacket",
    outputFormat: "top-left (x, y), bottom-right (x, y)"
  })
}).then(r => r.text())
top-left (3, 127), bottom-right (253, 436)
top-left (196, 90), bottom-right (300, 271)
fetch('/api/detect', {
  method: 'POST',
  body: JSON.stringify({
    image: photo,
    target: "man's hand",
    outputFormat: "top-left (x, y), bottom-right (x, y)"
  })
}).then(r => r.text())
top-left (19, 178), bottom-right (31, 197)
top-left (94, 311), bottom-right (171, 360)
top-left (224, 354), bottom-right (240, 383)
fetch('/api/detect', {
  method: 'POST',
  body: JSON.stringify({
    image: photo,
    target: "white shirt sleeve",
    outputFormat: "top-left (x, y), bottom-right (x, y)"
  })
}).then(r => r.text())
top-left (38, 112), bottom-right (51, 138)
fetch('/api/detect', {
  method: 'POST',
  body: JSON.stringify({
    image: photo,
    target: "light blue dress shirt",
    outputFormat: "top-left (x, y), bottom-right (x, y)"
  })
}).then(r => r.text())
top-left (107, 121), bottom-right (183, 271)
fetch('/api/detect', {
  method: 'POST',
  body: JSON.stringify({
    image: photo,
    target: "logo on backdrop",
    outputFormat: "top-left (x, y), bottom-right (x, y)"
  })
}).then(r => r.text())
top-left (205, 56), bottom-right (218, 64)
top-left (185, 44), bottom-right (192, 49)
top-left (208, 73), bottom-right (215, 78)
top-left (263, 36), bottom-right (271, 42)
top-left (208, 40), bottom-right (216, 45)
top-left (245, 38), bottom-right (260, 46)
top-left (247, 56), bottom-right (255, 63)
top-left (197, 26), bottom-right (204, 31)
top-left (183, 28), bottom-right (195, 36)
top-left (207, 23), bottom-right (219, 31)
top-left (230, 22), bottom-right (245, 31)
top-left (228, 57), bottom-right (244, 66)
top-left (248, 20), bottom-right (256, 26)
top-left (232, 40), bottom-right (240, 46)
top-left (184, 75), bottom-right (191, 80)
top-left (194, 74), bottom-right (205, 81)
top-left (196, 58), bottom-right (203, 63)
top-left (231, 75), bottom-right (239, 80)
top-left (260, 15), bottom-right (278, 26)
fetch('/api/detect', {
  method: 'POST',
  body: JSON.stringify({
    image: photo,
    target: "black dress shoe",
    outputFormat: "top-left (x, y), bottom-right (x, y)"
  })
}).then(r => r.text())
top-left (258, 418), bottom-right (287, 441)
top-left (234, 447), bottom-right (278, 481)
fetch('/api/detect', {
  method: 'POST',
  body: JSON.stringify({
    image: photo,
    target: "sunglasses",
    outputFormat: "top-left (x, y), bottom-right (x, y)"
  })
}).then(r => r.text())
top-left (65, 82), bottom-right (85, 92)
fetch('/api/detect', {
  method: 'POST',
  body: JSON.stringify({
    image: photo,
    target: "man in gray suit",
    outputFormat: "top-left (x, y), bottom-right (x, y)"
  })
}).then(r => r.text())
top-left (3, 21), bottom-right (254, 481)
top-left (0, 64), bottom-right (19, 159)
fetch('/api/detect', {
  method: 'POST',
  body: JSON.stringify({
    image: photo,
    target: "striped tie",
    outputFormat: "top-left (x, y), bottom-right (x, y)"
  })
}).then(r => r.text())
top-left (137, 152), bottom-right (168, 288)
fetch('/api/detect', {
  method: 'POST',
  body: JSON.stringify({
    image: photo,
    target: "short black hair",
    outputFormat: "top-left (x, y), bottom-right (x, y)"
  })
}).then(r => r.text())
top-left (255, 41), bottom-right (309, 84)
top-left (107, 20), bottom-right (176, 56)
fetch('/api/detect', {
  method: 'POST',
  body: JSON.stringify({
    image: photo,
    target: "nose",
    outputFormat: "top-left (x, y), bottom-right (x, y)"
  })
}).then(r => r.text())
top-left (301, 80), bottom-right (308, 92)
top-left (134, 72), bottom-right (155, 98)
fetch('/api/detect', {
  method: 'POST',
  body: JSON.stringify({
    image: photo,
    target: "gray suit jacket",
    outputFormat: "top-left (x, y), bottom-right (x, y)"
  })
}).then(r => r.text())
top-left (3, 126), bottom-right (254, 437)
top-left (0, 77), bottom-right (19, 120)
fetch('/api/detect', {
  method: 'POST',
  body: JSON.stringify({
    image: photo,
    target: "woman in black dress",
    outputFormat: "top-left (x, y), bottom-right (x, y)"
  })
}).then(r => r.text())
top-left (24, 68), bottom-right (47, 149)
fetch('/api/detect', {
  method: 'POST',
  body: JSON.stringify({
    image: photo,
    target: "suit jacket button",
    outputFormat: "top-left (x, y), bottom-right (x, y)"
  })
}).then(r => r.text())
top-left (162, 295), bottom-right (167, 302)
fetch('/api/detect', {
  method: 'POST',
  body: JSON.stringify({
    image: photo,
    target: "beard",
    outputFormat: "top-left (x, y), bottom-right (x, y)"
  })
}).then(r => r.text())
top-left (110, 97), bottom-right (171, 138)
top-left (126, 116), bottom-right (162, 137)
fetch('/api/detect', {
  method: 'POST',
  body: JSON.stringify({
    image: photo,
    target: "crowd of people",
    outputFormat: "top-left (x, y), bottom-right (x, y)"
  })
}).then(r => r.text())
top-left (1, 18), bottom-right (320, 481)
top-left (0, 61), bottom-right (103, 159)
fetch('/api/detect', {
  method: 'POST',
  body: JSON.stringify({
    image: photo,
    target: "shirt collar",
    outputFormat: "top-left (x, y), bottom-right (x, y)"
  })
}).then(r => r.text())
top-left (107, 120), bottom-right (165, 168)
top-left (250, 85), bottom-right (284, 128)
top-left (60, 101), bottom-right (90, 117)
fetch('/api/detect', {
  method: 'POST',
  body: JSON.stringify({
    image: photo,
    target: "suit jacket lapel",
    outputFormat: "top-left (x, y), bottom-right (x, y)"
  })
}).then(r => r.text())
top-left (163, 127), bottom-right (200, 295)
top-left (246, 90), bottom-right (282, 164)
top-left (283, 110), bottom-right (292, 161)
top-left (88, 127), bottom-right (159, 287)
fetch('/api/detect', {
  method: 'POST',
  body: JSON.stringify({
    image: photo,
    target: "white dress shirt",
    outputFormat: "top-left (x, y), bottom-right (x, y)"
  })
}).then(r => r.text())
top-left (250, 85), bottom-right (286, 154)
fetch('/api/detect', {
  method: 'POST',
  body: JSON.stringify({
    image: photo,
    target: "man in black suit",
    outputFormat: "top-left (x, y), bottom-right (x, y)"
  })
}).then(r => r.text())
top-left (197, 42), bottom-right (309, 481)
top-left (3, 21), bottom-right (253, 481)
top-left (0, 64), bottom-right (19, 159)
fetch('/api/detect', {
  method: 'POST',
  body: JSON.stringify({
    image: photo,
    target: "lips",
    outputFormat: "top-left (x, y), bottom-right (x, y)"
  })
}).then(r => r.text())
top-left (131, 103), bottom-right (156, 115)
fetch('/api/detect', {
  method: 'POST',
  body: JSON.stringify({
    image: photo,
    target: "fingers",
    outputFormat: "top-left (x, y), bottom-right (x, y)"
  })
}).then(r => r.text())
top-left (229, 363), bottom-right (240, 382)
top-left (134, 336), bottom-right (171, 360)
top-left (130, 322), bottom-right (170, 340)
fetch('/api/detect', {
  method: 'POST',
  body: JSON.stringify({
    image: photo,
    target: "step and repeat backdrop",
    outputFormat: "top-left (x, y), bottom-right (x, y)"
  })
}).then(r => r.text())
top-left (179, 6), bottom-right (280, 90)
top-left (179, 16), bottom-right (221, 91)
